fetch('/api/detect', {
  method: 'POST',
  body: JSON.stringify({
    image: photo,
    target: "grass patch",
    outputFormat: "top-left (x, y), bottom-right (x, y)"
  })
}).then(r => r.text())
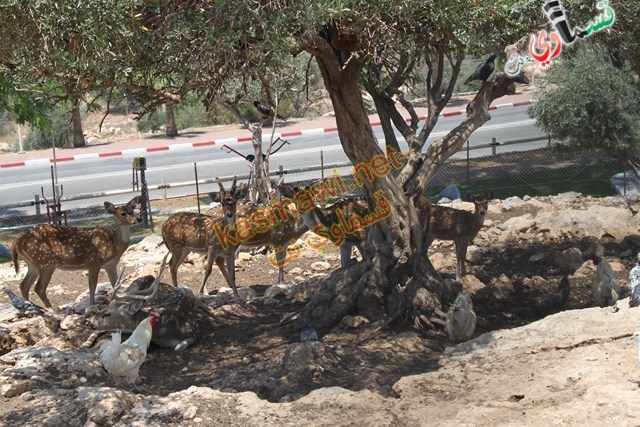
top-left (425, 161), bottom-right (619, 201)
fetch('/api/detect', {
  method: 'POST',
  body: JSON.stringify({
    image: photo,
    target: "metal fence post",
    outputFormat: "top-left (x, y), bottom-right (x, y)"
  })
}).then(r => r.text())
top-left (321, 150), bottom-right (324, 179)
top-left (34, 195), bottom-right (40, 215)
top-left (194, 162), bottom-right (200, 214)
top-left (491, 137), bottom-right (497, 156)
top-left (466, 140), bottom-right (470, 185)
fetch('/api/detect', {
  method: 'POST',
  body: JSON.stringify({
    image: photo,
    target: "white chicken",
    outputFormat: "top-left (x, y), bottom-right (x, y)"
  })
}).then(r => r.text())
top-left (629, 254), bottom-right (640, 308)
top-left (445, 290), bottom-right (477, 343)
top-left (99, 313), bottom-right (158, 384)
top-left (591, 255), bottom-right (621, 307)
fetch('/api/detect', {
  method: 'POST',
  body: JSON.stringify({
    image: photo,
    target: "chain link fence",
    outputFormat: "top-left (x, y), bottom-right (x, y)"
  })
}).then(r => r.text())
top-left (0, 137), bottom-right (627, 249)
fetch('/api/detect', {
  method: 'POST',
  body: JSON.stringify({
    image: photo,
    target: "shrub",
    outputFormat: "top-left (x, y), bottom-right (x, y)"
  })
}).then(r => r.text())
top-left (21, 104), bottom-right (72, 150)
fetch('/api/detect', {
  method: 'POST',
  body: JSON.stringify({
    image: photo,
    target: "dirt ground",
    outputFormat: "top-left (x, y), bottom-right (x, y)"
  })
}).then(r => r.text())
top-left (2, 200), bottom-right (633, 411)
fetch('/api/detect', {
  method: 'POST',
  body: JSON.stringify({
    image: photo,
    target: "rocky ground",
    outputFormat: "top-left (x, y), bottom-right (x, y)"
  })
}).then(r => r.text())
top-left (1, 192), bottom-right (640, 426)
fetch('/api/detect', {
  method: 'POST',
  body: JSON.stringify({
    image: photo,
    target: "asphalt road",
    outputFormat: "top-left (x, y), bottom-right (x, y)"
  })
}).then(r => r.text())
top-left (0, 105), bottom-right (545, 216)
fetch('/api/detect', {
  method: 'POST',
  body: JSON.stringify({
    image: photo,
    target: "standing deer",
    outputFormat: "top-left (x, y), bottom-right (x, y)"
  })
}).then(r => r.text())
top-left (278, 183), bottom-right (432, 268)
top-left (11, 196), bottom-right (142, 307)
top-left (425, 196), bottom-right (489, 281)
top-left (207, 200), bottom-right (311, 283)
top-left (162, 177), bottom-right (247, 299)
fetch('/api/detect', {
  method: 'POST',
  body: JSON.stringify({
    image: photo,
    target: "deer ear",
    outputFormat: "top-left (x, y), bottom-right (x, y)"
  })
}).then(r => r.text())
top-left (104, 202), bottom-right (116, 213)
top-left (129, 196), bottom-right (142, 209)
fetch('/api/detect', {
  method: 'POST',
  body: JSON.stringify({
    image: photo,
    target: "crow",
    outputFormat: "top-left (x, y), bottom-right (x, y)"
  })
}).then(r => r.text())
top-left (253, 101), bottom-right (287, 121)
top-left (464, 54), bottom-right (497, 84)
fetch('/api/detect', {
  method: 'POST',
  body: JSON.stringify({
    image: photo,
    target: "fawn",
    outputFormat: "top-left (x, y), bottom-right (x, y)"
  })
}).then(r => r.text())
top-left (426, 196), bottom-right (489, 281)
top-left (162, 177), bottom-right (247, 299)
top-left (11, 196), bottom-right (142, 307)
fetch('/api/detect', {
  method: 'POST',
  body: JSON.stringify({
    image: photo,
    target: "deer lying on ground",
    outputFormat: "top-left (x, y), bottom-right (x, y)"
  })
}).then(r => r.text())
top-left (162, 177), bottom-right (247, 299)
top-left (11, 196), bottom-right (142, 307)
top-left (426, 196), bottom-right (489, 281)
top-left (88, 253), bottom-right (204, 351)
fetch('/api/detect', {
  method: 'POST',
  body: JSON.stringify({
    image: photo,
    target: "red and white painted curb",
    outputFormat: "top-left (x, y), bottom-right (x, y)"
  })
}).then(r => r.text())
top-left (0, 99), bottom-right (533, 169)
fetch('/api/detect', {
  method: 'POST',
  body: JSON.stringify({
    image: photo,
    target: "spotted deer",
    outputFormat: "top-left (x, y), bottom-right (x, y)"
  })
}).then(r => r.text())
top-left (11, 196), bottom-right (142, 307)
top-left (206, 198), bottom-right (311, 283)
top-left (162, 177), bottom-right (247, 299)
top-left (89, 253), bottom-right (203, 351)
top-left (426, 196), bottom-right (489, 281)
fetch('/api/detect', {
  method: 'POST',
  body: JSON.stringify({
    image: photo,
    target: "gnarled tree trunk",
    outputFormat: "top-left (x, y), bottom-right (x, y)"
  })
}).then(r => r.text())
top-left (299, 33), bottom-right (446, 329)
top-left (301, 31), bottom-right (522, 330)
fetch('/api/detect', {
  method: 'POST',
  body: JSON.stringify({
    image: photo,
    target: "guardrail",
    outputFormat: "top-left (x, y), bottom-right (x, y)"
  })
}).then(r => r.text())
top-left (0, 135), bottom-right (551, 213)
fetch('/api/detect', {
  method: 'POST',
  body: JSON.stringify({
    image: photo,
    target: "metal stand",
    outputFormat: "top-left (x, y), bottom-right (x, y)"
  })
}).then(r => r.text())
top-left (133, 156), bottom-right (153, 230)
top-left (41, 166), bottom-right (65, 225)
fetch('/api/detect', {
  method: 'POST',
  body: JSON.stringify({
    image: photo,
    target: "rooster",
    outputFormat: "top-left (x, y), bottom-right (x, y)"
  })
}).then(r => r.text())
top-left (445, 290), bottom-right (476, 343)
top-left (527, 276), bottom-right (570, 316)
top-left (629, 254), bottom-right (640, 308)
top-left (99, 313), bottom-right (158, 384)
top-left (591, 255), bottom-right (621, 307)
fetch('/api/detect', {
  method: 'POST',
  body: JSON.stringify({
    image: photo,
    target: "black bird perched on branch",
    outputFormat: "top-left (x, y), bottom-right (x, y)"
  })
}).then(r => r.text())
top-left (3, 287), bottom-right (44, 316)
top-left (253, 101), bottom-right (287, 121)
top-left (464, 54), bottom-right (497, 84)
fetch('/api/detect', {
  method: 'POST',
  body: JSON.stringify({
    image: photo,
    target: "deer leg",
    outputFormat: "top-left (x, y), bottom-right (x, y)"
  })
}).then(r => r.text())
top-left (454, 239), bottom-right (467, 281)
top-left (228, 255), bottom-right (239, 299)
top-left (169, 249), bottom-right (189, 287)
top-left (87, 267), bottom-right (101, 306)
top-left (276, 248), bottom-right (286, 283)
top-left (216, 256), bottom-right (240, 301)
top-left (199, 250), bottom-right (216, 296)
top-left (19, 263), bottom-right (39, 302)
top-left (339, 245), bottom-right (352, 268)
top-left (105, 263), bottom-right (118, 287)
top-left (33, 266), bottom-right (55, 308)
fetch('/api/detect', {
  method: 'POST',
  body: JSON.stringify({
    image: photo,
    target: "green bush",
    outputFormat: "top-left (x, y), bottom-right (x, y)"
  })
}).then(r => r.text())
top-left (137, 101), bottom-right (216, 133)
top-left (175, 102), bottom-right (213, 129)
top-left (529, 45), bottom-right (640, 164)
top-left (20, 104), bottom-right (72, 150)
top-left (136, 110), bottom-right (165, 133)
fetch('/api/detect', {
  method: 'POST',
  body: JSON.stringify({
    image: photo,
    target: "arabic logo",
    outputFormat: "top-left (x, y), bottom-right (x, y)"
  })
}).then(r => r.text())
top-left (520, 0), bottom-right (616, 70)
top-left (584, 0), bottom-right (615, 36)
top-left (529, 30), bottom-right (562, 68)
top-left (543, 0), bottom-right (586, 45)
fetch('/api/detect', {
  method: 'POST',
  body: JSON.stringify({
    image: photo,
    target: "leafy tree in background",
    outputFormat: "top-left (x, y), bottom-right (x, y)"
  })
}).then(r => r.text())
top-left (0, 78), bottom-right (50, 130)
top-left (530, 45), bottom-right (640, 170)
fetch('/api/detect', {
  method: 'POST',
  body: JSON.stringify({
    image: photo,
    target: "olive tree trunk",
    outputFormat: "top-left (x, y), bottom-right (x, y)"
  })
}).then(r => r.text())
top-left (71, 98), bottom-right (86, 148)
top-left (165, 103), bottom-right (178, 137)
